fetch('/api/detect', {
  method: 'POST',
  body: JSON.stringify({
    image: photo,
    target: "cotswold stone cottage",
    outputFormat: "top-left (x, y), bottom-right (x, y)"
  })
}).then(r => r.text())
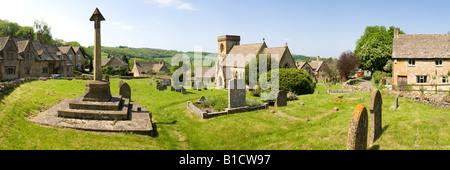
top-left (215, 35), bottom-right (297, 88)
top-left (392, 28), bottom-right (450, 92)
top-left (0, 33), bottom-right (82, 80)
top-left (131, 59), bottom-right (169, 77)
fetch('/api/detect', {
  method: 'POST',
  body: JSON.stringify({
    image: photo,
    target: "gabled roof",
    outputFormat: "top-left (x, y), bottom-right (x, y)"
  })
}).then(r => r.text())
top-left (393, 34), bottom-right (450, 59)
top-left (102, 56), bottom-right (128, 67)
top-left (296, 62), bottom-right (311, 69)
top-left (262, 47), bottom-right (286, 61)
top-left (13, 38), bottom-right (30, 53)
top-left (58, 46), bottom-right (75, 55)
top-left (135, 62), bottom-right (166, 73)
top-left (0, 36), bottom-right (10, 51)
top-left (228, 42), bottom-right (266, 57)
top-left (43, 44), bottom-right (63, 61)
top-left (309, 60), bottom-right (325, 71)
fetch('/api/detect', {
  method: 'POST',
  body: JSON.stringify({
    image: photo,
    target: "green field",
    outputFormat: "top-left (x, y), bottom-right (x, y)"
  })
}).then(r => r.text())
top-left (0, 79), bottom-right (448, 150)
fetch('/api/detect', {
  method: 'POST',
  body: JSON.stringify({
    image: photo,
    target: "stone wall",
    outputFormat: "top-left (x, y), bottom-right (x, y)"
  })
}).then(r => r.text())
top-left (343, 79), bottom-right (450, 108)
top-left (187, 101), bottom-right (269, 119)
top-left (0, 77), bottom-right (37, 94)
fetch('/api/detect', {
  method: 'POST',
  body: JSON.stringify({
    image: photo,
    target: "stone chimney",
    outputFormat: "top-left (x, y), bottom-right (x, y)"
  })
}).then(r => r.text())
top-left (317, 56), bottom-right (320, 62)
top-left (37, 33), bottom-right (42, 42)
top-left (394, 27), bottom-right (399, 38)
top-left (28, 29), bottom-right (33, 40)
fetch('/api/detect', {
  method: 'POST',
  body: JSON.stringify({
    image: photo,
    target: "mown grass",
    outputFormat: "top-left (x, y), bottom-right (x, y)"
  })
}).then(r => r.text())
top-left (0, 78), bottom-right (448, 150)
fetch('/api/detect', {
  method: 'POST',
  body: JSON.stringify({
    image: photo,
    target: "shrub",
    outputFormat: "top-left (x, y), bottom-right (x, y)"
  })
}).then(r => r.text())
top-left (372, 71), bottom-right (392, 84)
top-left (259, 68), bottom-right (315, 103)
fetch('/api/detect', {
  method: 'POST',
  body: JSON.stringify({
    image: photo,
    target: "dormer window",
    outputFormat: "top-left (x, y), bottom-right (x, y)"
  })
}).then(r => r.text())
top-left (68, 54), bottom-right (73, 60)
top-left (41, 55), bottom-right (46, 60)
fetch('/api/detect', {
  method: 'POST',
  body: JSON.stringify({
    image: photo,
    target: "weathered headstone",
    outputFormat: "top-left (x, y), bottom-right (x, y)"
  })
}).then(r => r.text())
top-left (149, 82), bottom-right (152, 86)
top-left (181, 87), bottom-right (186, 94)
top-left (274, 90), bottom-right (287, 107)
top-left (119, 82), bottom-right (131, 99)
top-left (119, 80), bottom-right (124, 89)
top-left (105, 75), bottom-right (109, 82)
top-left (369, 89), bottom-right (382, 145)
top-left (347, 104), bottom-right (368, 150)
top-left (198, 96), bottom-right (206, 103)
top-left (395, 96), bottom-right (399, 108)
top-left (228, 79), bottom-right (246, 108)
top-left (152, 76), bottom-right (155, 81)
top-left (204, 84), bottom-right (208, 90)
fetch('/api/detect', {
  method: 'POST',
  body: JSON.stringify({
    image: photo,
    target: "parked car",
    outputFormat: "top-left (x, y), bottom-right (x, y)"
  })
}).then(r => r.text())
top-left (113, 75), bottom-right (120, 78)
top-left (51, 74), bottom-right (63, 78)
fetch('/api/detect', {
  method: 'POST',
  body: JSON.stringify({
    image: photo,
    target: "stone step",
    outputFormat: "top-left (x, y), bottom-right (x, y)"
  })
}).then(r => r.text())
top-left (69, 95), bottom-right (123, 110)
top-left (58, 98), bottom-right (130, 121)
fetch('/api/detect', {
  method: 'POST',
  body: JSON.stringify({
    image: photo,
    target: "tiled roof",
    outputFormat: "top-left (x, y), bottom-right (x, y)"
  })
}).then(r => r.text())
top-left (393, 34), bottom-right (450, 59)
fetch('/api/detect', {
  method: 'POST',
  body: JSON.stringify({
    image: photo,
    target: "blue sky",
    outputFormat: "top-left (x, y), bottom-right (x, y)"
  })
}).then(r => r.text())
top-left (1, 0), bottom-right (449, 58)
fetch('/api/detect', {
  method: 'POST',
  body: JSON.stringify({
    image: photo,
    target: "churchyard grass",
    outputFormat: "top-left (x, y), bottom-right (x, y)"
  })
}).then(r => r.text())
top-left (0, 78), bottom-right (448, 149)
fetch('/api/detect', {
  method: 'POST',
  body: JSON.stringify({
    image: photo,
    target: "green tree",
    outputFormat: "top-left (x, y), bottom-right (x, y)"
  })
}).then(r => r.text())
top-left (33, 19), bottom-right (54, 45)
top-left (355, 26), bottom-right (404, 71)
top-left (14, 26), bottom-right (34, 39)
top-left (244, 53), bottom-right (277, 86)
top-left (66, 41), bottom-right (81, 47)
top-left (0, 20), bottom-right (21, 37)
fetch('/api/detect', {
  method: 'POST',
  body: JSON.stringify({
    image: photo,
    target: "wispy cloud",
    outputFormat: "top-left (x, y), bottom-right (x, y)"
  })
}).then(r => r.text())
top-left (148, 0), bottom-right (197, 11)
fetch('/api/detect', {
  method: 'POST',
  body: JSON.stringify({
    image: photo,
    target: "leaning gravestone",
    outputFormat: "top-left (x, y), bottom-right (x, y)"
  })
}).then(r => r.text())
top-left (152, 76), bottom-right (155, 81)
top-left (369, 89), bottom-right (382, 146)
top-left (228, 79), bottom-right (246, 108)
top-left (198, 96), bottom-right (206, 103)
top-left (119, 82), bottom-right (131, 99)
top-left (204, 84), bottom-right (208, 90)
top-left (149, 82), bottom-right (152, 86)
top-left (347, 104), bottom-right (368, 150)
top-left (275, 90), bottom-right (287, 107)
top-left (105, 75), bottom-right (110, 82)
top-left (181, 87), bottom-right (186, 94)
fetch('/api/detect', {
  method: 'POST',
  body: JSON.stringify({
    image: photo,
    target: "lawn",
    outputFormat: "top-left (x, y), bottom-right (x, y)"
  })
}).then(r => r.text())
top-left (0, 78), bottom-right (448, 150)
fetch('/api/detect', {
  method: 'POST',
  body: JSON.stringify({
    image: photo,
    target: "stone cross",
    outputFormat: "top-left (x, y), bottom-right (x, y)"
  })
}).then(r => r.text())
top-left (119, 82), bottom-right (131, 99)
top-left (275, 90), bottom-right (287, 107)
top-left (228, 79), bottom-right (246, 108)
top-left (369, 89), bottom-right (382, 145)
top-left (89, 8), bottom-right (105, 81)
top-left (347, 104), bottom-right (368, 150)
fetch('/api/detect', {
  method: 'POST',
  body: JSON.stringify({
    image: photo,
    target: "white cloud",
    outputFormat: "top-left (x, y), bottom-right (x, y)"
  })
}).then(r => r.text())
top-left (149, 0), bottom-right (197, 11)
top-left (112, 22), bottom-right (133, 30)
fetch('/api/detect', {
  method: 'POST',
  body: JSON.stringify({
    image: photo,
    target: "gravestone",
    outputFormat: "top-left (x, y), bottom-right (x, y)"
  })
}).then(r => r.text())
top-left (347, 104), bottom-right (368, 150)
top-left (204, 84), bottom-right (208, 90)
top-left (105, 75), bottom-right (109, 82)
top-left (181, 87), bottom-right (186, 94)
top-left (149, 82), bottom-right (152, 86)
top-left (228, 79), bottom-right (246, 108)
top-left (119, 82), bottom-right (131, 99)
top-left (369, 89), bottom-right (382, 145)
top-left (152, 77), bottom-right (155, 81)
top-left (119, 80), bottom-right (124, 89)
top-left (198, 96), bottom-right (206, 103)
top-left (274, 90), bottom-right (287, 107)
top-left (390, 96), bottom-right (399, 110)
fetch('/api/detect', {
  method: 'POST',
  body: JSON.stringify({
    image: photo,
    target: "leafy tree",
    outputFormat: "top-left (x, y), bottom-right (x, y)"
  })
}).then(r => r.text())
top-left (337, 50), bottom-right (359, 78)
top-left (322, 58), bottom-right (340, 82)
top-left (121, 55), bottom-right (129, 65)
top-left (259, 68), bottom-right (315, 97)
top-left (33, 19), bottom-right (54, 45)
top-left (383, 59), bottom-right (393, 72)
top-left (244, 53), bottom-right (277, 86)
top-left (66, 41), bottom-right (81, 47)
top-left (15, 26), bottom-right (34, 39)
top-left (355, 26), bottom-right (404, 71)
top-left (0, 20), bottom-right (20, 37)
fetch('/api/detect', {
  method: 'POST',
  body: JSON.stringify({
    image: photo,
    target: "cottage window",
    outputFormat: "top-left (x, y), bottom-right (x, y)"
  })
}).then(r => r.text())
top-left (68, 54), bottom-right (73, 61)
top-left (43, 67), bottom-right (48, 74)
top-left (114, 66), bottom-right (120, 69)
top-left (25, 68), bottom-right (31, 75)
top-left (78, 54), bottom-right (81, 60)
top-left (408, 59), bottom-right (415, 66)
top-left (41, 55), bottom-right (46, 60)
top-left (416, 76), bottom-right (427, 83)
top-left (435, 60), bottom-right (443, 66)
top-left (443, 76), bottom-right (448, 83)
top-left (77, 63), bottom-right (81, 69)
top-left (6, 67), bottom-right (15, 75)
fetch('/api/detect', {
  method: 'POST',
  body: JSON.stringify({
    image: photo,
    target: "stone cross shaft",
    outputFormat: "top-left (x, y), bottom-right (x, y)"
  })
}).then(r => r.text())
top-left (90, 8), bottom-right (105, 81)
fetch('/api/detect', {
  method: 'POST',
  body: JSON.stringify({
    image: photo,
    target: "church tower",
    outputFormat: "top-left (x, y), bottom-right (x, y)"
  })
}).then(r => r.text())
top-left (217, 35), bottom-right (240, 59)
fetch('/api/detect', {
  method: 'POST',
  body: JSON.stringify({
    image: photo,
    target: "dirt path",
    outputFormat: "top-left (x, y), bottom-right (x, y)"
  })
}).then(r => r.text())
top-left (358, 79), bottom-right (376, 90)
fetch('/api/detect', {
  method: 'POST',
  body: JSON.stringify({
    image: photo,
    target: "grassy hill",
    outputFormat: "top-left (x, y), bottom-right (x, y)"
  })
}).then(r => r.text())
top-left (0, 79), bottom-right (448, 149)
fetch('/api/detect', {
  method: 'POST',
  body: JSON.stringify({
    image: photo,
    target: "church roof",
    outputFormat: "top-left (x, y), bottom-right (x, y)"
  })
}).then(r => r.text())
top-left (228, 43), bottom-right (265, 57)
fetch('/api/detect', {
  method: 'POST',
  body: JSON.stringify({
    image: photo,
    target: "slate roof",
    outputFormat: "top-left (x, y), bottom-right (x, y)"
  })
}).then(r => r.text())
top-left (393, 34), bottom-right (450, 59)
top-left (308, 60), bottom-right (325, 71)
top-left (262, 47), bottom-right (286, 61)
top-left (296, 62), bottom-right (311, 69)
top-left (0, 36), bottom-right (10, 51)
top-left (58, 46), bottom-right (74, 54)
